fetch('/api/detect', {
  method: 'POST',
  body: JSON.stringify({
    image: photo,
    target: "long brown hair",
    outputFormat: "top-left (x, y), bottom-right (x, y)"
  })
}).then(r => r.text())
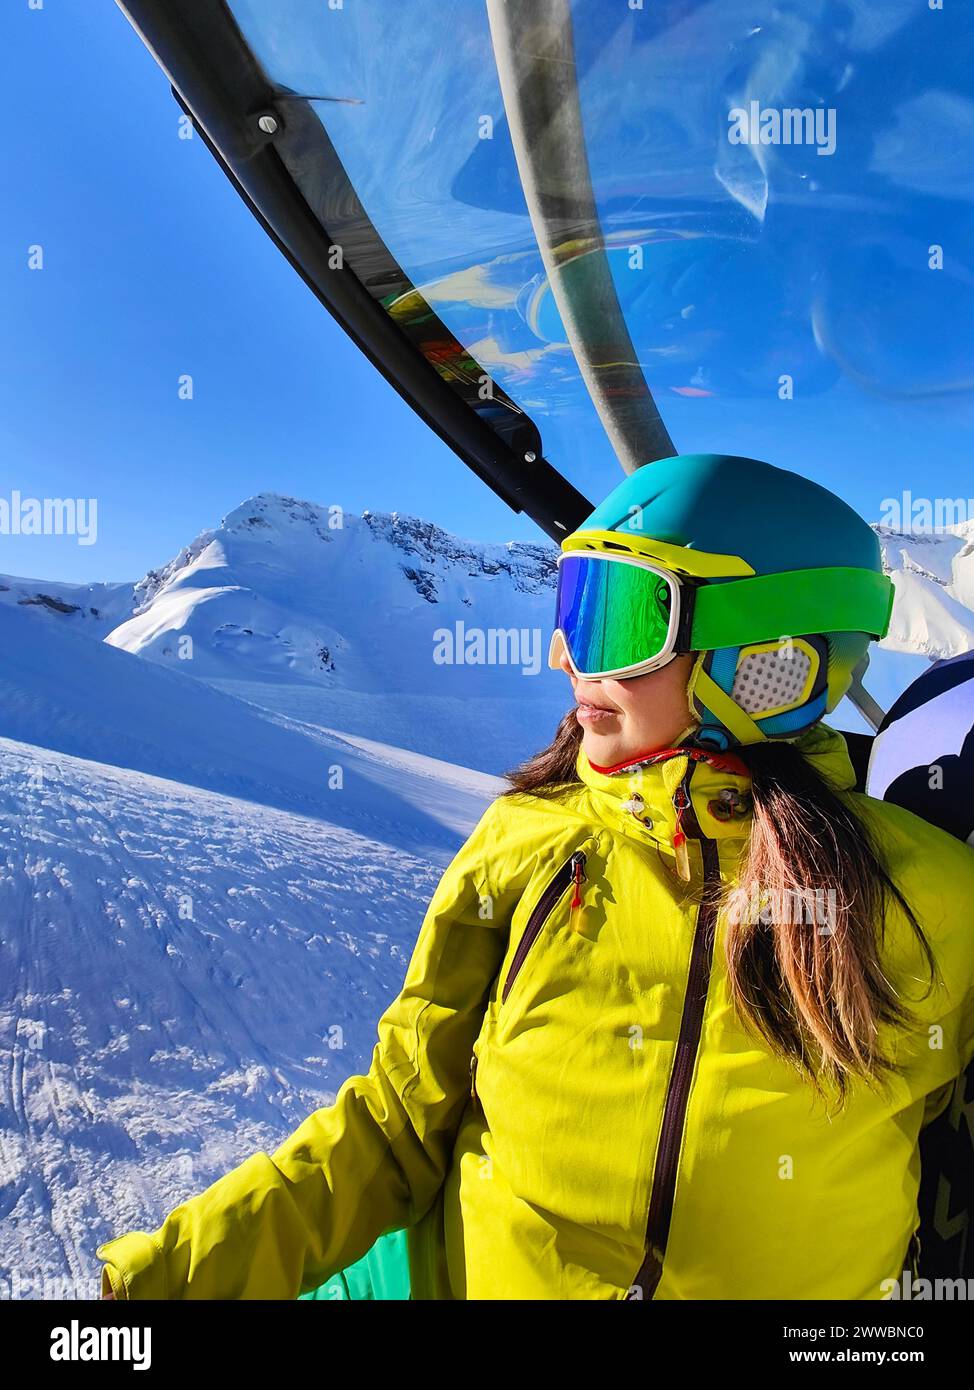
top-left (505, 713), bottom-right (935, 1098)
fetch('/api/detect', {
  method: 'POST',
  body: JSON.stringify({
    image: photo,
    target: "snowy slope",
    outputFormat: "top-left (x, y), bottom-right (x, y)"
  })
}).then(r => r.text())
top-left (0, 601), bottom-right (500, 1296)
top-left (0, 571), bottom-right (135, 638)
top-left (0, 603), bottom-right (494, 855)
top-left (0, 737), bottom-right (494, 1297)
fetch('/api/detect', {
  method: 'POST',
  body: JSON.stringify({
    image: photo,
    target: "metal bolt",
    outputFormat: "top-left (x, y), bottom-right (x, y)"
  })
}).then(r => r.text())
top-left (257, 113), bottom-right (279, 135)
top-left (524, 450), bottom-right (537, 463)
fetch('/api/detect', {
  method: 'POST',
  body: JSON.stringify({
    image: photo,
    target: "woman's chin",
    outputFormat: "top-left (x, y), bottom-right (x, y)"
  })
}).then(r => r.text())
top-left (581, 721), bottom-right (685, 769)
top-left (580, 725), bottom-right (628, 767)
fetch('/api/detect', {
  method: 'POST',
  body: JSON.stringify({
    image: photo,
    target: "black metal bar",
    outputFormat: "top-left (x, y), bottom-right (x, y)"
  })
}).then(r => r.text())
top-left (115, 0), bottom-right (594, 541)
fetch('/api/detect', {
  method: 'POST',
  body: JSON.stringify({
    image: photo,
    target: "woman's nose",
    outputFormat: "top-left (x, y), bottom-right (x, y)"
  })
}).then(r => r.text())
top-left (548, 630), bottom-right (572, 674)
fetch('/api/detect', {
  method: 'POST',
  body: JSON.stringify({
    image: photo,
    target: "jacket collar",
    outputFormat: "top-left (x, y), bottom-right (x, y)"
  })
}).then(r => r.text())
top-left (575, 724), bottom-right (856, 848)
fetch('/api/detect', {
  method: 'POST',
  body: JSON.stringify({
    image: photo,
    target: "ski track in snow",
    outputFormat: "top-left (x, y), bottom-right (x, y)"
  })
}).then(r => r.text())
top-left (0, 737), bottom-right (486, 1297)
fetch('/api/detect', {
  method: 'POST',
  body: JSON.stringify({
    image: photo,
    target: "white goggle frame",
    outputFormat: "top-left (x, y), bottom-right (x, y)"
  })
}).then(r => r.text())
top-left (548, 552), bottom-right (685, 682)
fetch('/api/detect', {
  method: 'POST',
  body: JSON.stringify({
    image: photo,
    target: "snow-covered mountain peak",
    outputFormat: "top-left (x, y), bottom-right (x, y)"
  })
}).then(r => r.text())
top-left (358, 507), bottom-right (557, 592)
top-left (139, 494), bottom-right (558, 598)
top-left (100, 494), bottom-right (565, 772)
top-left (220, 492), bottom-right (338, 544)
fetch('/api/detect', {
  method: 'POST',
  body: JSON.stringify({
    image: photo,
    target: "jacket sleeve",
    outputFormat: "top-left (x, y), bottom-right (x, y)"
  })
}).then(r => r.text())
top-left (97, 798), bottom-right (520, 1299)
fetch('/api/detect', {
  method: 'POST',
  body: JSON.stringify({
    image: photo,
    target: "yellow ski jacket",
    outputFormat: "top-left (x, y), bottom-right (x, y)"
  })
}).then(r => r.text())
top-left (98, 726), bottom-right (974, 1300)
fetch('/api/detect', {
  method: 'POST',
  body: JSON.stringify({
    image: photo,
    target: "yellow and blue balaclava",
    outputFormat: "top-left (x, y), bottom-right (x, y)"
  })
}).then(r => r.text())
top-left (550, 454), bottom-right (894, 750)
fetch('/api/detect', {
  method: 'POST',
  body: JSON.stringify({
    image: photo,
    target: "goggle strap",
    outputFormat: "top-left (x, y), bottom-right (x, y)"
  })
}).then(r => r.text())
top-left (691, 567), bottom-right (893, 650)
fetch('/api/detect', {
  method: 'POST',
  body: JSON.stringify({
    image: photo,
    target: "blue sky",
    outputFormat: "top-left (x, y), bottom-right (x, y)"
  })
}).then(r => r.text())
top-left (4, 0), bottom-right (974, 583)
top-left (3, 2), bottom-right (514, 583)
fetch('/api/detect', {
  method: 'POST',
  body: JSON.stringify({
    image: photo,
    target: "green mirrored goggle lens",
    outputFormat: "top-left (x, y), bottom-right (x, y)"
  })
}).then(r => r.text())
top-left (555, 554), bottom-right (676, 676)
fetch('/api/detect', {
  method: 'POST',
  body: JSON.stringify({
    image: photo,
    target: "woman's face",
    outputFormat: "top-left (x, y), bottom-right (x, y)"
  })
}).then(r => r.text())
top-left (558, 649), bottom-right (698, 767)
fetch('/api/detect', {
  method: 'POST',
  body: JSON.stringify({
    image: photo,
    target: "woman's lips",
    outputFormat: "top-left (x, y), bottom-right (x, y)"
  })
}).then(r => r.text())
top-left (576, 700), bottom-right (619, 724)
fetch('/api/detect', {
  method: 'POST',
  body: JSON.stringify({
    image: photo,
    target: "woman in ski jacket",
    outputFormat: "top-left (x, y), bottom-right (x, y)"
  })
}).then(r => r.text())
top-left (98, 455), bottom-right (974, 1301)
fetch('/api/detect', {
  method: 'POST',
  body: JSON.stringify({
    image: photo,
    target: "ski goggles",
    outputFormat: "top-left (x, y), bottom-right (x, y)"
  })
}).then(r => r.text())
top-left (550, 552), bottom-right (688, 680)
top-left (549, 546), bottom-right (895, 682)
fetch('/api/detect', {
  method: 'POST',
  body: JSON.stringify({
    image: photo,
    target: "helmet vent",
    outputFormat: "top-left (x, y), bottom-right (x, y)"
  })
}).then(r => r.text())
top-left (731, 646), bottom-right (812, 715)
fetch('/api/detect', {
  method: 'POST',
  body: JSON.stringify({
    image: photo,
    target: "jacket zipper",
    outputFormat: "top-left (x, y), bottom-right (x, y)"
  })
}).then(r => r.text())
top-left (471, 848), bottom-right (587, 1111)
top-left (629, 763), bottom-right (721, 1300)
top-left (500, 850), bottom-right (587, 1005)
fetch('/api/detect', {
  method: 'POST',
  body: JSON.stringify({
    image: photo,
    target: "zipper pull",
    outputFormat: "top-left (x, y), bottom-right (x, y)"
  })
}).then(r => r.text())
top-left (672, 787), bottom-right (692, 882)
top-left (569, 850), bottom-right (587, 928)
top-left (672, 829), bottom-right (691, 883)
top-left (469, 1053), bottom-right (479, 1109)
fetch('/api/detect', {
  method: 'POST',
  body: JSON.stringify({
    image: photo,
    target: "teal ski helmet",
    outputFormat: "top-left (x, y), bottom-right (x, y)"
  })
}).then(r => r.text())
top-left (552, 454), bottom-right (893, 749)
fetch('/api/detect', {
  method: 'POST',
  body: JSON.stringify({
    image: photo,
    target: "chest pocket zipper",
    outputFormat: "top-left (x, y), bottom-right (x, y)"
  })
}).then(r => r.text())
top-left (500, 848), bottom-right (589, 1005)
